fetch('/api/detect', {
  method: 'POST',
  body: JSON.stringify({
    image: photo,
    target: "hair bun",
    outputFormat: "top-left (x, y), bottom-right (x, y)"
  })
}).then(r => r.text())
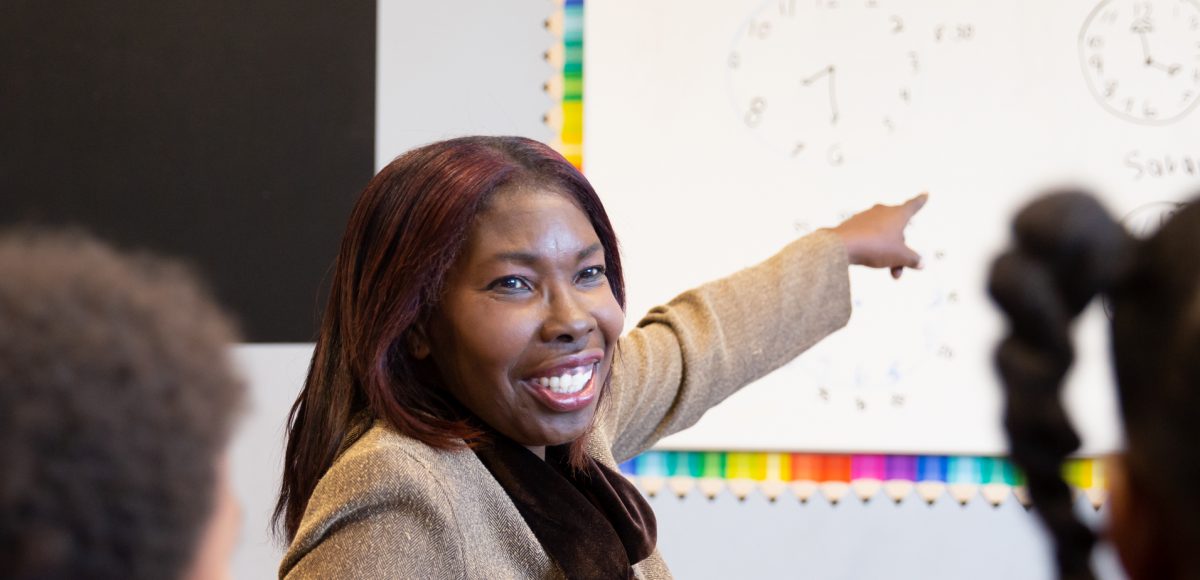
top-left (1011, 191), bottom-right (1133, 316)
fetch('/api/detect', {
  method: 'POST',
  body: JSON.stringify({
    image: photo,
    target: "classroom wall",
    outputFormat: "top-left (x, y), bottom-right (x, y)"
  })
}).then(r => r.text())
top-left (231, 2), bottom-right (1126, 579)
top-left (1, 1), bottom-right (1132, 578)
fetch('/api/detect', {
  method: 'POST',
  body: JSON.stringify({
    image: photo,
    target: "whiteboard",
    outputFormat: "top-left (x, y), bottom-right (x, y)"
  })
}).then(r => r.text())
top-left (585, 0), bottom-right (1200, 454)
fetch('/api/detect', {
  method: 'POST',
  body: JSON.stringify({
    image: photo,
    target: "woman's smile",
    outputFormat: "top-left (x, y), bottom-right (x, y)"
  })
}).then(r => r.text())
top-left (520, 353), bottom-right (602, 412)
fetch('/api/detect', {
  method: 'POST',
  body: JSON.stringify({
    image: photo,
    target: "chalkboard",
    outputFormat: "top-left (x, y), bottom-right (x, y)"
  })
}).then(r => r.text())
top-left (0, 0), bottom-right (375, 342)
top-left (585, 0), bottom-right (1200, 454)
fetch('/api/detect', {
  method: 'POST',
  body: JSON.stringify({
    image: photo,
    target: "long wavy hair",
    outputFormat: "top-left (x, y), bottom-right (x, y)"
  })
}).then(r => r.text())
top-left (989, 191), bottom-right (1200, 579)
top-left (275, 136), bottom-right (625, 539)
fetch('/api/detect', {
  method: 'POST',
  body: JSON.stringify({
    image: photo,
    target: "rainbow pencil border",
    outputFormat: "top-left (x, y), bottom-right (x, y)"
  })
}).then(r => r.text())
top-left (547, 0), bottom-right (584, 169)
top-left (619, 451), bottom-right (1108, 508)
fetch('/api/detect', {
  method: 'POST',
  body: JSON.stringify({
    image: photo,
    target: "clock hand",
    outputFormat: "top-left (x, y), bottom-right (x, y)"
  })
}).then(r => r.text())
top-left (828, 66), bottom-right (839, 126)
top-left (800, 65), bottom-right (833, 86)
top-left (801, 65), bottom-right (839, 126)
top-left (1131, 18), bottom-right (1159, 65)
top-left (1148, 60), bottom-right (1183, 75)
top-left (1136, 28), bottom-right (1154, 65)
top-left (1134, 26), bottom-right (1183, 75)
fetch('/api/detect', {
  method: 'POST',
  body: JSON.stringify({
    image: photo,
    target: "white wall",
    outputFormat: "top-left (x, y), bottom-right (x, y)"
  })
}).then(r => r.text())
top-left (228, 345), bottom-right (311, 580)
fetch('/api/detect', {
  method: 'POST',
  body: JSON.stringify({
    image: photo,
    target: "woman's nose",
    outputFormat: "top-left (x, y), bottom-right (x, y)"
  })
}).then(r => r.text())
top-left (540, 286), bottom-right (595, 344)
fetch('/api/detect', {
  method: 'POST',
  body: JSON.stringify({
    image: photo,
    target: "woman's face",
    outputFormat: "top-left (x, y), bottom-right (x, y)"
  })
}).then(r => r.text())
top-left (422, 186), bottom-right (624, 455)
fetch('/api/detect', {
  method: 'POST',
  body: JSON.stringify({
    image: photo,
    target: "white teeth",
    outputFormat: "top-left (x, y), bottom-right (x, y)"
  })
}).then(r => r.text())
top-left (532, 365), bottom-right (594, 395)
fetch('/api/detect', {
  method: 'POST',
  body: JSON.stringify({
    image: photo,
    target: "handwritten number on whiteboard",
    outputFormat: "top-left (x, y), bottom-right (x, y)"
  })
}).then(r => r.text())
top-left (828, 144), bottom-right (845, 166)
top-left (749, 20), bottom-right (771, 39)
top-left (1144, 100), bottom-right (1158, 119)
top-left (744, 97), bottom-right (766, 127)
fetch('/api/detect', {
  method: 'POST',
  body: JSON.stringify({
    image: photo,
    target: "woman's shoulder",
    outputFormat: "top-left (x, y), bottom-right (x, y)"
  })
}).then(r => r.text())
top-left (322, 419), bottom-right (469, 492)
top-left (288, 421), bottom-right (472, 552)
top-left (296, 420), bottom-right (478, 533)
top-left (282, 421), bottom-right (480, 578)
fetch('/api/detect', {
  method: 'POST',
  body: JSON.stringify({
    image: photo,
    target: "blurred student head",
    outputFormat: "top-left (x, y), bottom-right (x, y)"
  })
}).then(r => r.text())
top-left (990, 192), bottom-right (1200, 580)
top-left (0, 230), bottom-right (245, 580)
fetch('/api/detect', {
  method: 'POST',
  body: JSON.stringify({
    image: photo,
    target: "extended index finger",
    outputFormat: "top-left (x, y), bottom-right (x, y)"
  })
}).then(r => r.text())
top-left (903, 192), bottom-right (929, 218)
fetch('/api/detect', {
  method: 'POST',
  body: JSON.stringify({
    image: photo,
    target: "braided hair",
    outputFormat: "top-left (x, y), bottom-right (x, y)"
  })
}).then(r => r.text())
top-left (990, 191), bottom-right (1200, 580)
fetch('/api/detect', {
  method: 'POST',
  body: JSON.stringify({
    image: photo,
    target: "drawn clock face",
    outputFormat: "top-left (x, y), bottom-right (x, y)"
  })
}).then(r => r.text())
top-left (727, 0), bottom-right (922, 165)
top-left (1080, 0), bottom-right (1200, 125)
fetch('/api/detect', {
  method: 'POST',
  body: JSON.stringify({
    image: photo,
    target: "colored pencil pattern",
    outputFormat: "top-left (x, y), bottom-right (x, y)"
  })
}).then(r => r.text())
top-left (545, 0), bottom-right (584, 169)
top-left (617, 451), bottom-right (1107, 508)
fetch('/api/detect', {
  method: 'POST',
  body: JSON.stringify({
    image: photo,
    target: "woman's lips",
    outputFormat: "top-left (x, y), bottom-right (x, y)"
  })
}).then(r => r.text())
top-left (526, 352), bottom-right (603, 379)
top-left (524, 363), bottom-right (598, 412)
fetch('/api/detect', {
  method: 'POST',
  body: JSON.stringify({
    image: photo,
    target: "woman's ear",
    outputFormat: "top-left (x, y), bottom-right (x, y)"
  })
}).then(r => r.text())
top-left (407, 325), bottom-right (431, 360)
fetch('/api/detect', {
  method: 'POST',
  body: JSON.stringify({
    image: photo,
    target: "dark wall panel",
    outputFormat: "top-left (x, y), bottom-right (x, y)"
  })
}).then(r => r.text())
top-left (1, 0), bottom-right (375, 342)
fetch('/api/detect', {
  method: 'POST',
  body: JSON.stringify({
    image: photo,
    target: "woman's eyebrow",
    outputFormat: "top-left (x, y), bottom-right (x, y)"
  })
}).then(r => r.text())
top-left (488, 243), bottom-right (602, 265)
top-left (576, 243), bottom-right (602, 261)
top-left (489, 251), bottom-right (540, 265)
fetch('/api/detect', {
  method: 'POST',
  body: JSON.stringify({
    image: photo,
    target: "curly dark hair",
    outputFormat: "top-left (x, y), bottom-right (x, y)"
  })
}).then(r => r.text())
top-left (990, 191), bottom-right (1200, 580)
top-left (0, 230), bottom-right (245, 580)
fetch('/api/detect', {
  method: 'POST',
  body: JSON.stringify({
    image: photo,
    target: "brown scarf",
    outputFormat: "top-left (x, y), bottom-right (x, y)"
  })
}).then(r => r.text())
top-left (472, 433), bottom-right (657, 580)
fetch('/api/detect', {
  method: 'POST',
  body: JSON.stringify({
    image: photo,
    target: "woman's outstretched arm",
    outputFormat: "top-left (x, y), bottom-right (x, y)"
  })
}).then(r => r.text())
top-left (599, 194), bottom-right (927, 462)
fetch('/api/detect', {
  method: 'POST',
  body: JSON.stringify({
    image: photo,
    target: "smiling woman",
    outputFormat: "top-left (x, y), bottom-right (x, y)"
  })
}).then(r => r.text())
top-left (419, 187), bottom-right (625, 455)
top-left (275, 136), bottom-right (925, 579)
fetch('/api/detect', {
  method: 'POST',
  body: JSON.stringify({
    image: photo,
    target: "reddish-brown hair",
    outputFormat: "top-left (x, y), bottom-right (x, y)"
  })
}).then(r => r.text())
top-left (275, 136), bottom-right (625, 539)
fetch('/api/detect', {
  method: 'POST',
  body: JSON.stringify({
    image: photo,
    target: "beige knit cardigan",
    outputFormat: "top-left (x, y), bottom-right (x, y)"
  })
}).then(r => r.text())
top-left (279, 230), bottom-right (851, 579)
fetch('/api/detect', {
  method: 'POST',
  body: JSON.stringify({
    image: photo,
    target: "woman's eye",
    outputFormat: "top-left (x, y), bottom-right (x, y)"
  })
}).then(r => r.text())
top-left (489, 276), bottom-right (530, 292)
top-left (577, 265), bottom-right (606, 283)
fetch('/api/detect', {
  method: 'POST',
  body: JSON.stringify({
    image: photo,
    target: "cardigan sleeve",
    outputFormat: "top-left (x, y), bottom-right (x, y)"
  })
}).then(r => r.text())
top-left (599, 230), bottom-right (852, 463)
top-left (278, 440), bottom-right (468, 579)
